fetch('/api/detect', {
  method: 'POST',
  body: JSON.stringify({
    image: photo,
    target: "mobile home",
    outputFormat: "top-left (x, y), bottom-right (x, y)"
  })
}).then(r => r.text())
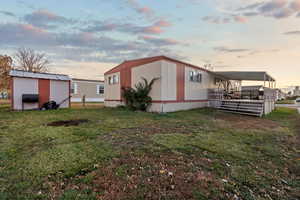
top-left (104, 56), bottom-right (277, 116)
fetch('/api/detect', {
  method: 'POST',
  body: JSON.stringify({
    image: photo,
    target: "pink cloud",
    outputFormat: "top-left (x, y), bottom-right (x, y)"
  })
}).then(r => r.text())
top-left (154, 19), bottom-right (172, 27)
top-left (137, 6), bottom-right (153, 14)
top-left (144, 26), bottom-right (163, 34)
top-left (290, 0), bottom-right (300, 11)
top-left (234, 16), bottom-right (248, 23)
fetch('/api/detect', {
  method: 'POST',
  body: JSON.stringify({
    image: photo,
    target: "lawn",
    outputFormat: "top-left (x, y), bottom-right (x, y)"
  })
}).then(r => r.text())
top-left (0, 103), bottom-right (299, 200)
top-left (276, 100), bottom-right (295, 104)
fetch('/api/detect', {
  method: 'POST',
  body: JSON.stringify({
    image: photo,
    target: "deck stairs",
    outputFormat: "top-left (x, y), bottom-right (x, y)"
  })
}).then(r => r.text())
top-left (217, 100), bottom-right (264, 117)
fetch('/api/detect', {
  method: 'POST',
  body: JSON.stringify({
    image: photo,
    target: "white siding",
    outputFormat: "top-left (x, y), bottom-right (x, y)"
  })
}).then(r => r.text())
top-left (185, 66), bottom-right (210, 100)
top-left (161, 61), bottom-right (177, 101)
top-left (131, 61), bottom-right (162, 101)
top-left (50, 80), bottom-right (70, 108)
top-left (104, 72), bottom-right (121, 101)
top-left (13, 77), bottom-right (39, 110)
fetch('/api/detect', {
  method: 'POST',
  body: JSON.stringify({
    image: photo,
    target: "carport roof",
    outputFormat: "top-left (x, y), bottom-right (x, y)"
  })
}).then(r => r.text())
top-left (214, 71), bottom-right (276, 82)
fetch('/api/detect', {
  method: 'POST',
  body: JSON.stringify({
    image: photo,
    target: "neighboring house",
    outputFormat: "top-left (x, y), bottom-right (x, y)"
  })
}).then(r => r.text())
top-left (104, 56), bottom-right (228, 113)
top-left (104, 55), bottom-right (277, 116)
top-left (293, 86), bottom-right (300, 96)
top-left (71, 78), bottom-right (104, 102)
top-left (9, 70), bottom-right (70, 110)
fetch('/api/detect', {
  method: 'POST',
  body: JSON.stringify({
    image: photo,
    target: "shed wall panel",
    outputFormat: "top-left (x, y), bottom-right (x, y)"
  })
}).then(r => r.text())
top-left (13, 77), bottom-right (39, 110)
top-left (38, 79), bottom-right (50, 107)
top-left (50, 80), bottom-right (70, 108)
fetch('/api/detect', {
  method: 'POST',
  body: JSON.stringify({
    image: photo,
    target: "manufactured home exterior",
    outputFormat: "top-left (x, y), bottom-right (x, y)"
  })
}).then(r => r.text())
top-left (71, 79), bottom-right (104, 102)
top-left (9, 70), bottom-right (70, 110)
top-left (104, 56), bottom-right (224, 112)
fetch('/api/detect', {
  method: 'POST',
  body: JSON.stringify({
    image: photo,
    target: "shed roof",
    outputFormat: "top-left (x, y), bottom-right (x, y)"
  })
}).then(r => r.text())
top-left (214, 71), bottom-right (275, 81)
top-left (104, 55), bottom-right (212, 75)
top-left (9, 70), bottom-right (71, 81)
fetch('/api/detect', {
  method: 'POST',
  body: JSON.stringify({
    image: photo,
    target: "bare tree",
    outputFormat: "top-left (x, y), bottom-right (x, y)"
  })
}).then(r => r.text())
top-left (0, 55), bottom-right (13, 92)
top-left (15, 48), bottom-right (50, 72)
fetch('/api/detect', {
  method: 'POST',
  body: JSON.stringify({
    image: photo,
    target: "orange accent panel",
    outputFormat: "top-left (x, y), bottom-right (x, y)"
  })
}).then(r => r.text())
top-left (38, 79), bottom-right (50, 107)
top-left (177, 64), bottom-right (185, 101)
top-left (120, 68), bottom-right (132, 100)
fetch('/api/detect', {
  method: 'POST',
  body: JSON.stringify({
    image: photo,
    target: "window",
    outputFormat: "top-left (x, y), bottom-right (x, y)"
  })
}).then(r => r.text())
top-left (108, 74), bottom-right (119, 85)
top-left (71, 83), bottom-right (78, 94)
top-left (97, 85), bottom-right (104, 94)
top-left (189, 71), bottom-right (202, 83)
top-left (113, 75), bottom-right (119, 84)
top-left (108, 77), bottom-right (113, 85)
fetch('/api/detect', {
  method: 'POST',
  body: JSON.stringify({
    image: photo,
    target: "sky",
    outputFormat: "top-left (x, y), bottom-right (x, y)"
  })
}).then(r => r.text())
top-left (0, 0), bottom-right (299, 87)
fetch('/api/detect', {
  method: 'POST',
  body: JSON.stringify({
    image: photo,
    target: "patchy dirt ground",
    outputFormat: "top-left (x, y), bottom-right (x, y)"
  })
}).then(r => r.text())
top-left (47, 152), bottom-right (229, 200)
top-left (216, 114), bottom-right (280, 129)
top-left (47, 119), bottom-right (89, 127)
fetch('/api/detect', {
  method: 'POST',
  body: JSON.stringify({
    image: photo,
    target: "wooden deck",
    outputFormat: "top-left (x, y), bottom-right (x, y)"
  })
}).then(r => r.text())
top-left (215, 99), bottom-right (264, 117)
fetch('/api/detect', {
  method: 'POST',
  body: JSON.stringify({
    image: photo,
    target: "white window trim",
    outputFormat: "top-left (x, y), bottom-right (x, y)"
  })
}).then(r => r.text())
top-left (108, 74), bottom-right (119, 85)
top-left (189, 70), bottom-right (202, 83)
top-left (72, 83), bottom-right (78, 94)
top-left (96, 85), bottom-right (104, 94)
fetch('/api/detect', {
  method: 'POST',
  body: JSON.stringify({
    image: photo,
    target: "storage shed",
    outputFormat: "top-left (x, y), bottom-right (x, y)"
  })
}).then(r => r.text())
top-left (9, 70), bottom-right (71, 110)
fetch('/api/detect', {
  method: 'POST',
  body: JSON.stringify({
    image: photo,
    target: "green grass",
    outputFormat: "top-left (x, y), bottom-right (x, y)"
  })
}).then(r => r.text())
top-left (0, 103), bottom-right (299, 200)
top-left (276, 99), bottom-right (295, 104)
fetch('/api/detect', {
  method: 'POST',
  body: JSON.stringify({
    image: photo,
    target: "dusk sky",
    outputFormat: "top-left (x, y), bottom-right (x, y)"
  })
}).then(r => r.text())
top-left (0, 0), bottom-right (299, 87)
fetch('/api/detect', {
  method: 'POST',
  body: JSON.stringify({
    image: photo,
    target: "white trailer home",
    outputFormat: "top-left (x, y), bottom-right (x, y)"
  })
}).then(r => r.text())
top-left (104, 56), bottom-right (276, 116)
top-left (71, 79), bottom-right (104, 103)
top-left (9, 70), bottom-right (71, 111)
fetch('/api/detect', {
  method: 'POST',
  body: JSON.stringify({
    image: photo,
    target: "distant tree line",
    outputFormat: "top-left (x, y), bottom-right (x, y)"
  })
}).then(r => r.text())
top-left (0, 48), bottom-right (50, 97)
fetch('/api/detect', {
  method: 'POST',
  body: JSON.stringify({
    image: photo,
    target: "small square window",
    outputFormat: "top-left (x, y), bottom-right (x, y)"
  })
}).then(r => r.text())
top-left (71, 83), bottom-right (78, 94)
top-left (189, 71), bottom-right (202, 83)
top-left (97, 85), bottom-right (104, 94)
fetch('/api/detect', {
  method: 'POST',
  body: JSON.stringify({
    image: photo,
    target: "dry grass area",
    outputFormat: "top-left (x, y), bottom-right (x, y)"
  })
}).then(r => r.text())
top-left (0, 104), bottom-right (299, 200)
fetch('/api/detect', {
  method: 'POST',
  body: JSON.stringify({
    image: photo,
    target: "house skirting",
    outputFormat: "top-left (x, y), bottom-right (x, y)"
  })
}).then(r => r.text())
top-left (71, 97), bottom-right (104, 103)
top-left (104, 100), bottom-right (208, 113)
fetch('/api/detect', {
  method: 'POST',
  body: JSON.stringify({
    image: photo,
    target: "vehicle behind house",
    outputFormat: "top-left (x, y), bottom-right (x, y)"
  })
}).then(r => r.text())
top-left (296, 97), bottom-right (300, 105)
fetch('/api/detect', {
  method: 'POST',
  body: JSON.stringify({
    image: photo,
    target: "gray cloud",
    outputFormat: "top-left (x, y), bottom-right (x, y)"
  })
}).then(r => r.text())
top-left (0, 10), bottom-right (16, 17)
top-left (0, 22), bottom-right (181, 63)
top-left (24, 9), bottom-right (76, 29)
top-left (138, 36), bottom-right (180, 46)
top-left (241, 0), bottom-right (300, 19)
top-left (214, 46), bottom-right (251, 53)
top-left (81, 19), bottom-right (171, 35)
top-left (283, 30), bottom-right (300, 35)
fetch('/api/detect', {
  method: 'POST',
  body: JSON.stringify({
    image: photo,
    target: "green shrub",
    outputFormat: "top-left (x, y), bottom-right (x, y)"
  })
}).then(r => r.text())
top-left (122, 77), bottom-right (159, 111)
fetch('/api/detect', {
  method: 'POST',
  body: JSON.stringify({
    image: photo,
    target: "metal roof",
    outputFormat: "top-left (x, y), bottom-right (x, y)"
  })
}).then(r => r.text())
top-left (105, 55), bottom-right (213, 76)
top-left (9, 70), bottom-right (71, 81)
top-left (214, 71), bottom-right (276, 82)
top-left (72, 78), bottom-right (104, 83)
